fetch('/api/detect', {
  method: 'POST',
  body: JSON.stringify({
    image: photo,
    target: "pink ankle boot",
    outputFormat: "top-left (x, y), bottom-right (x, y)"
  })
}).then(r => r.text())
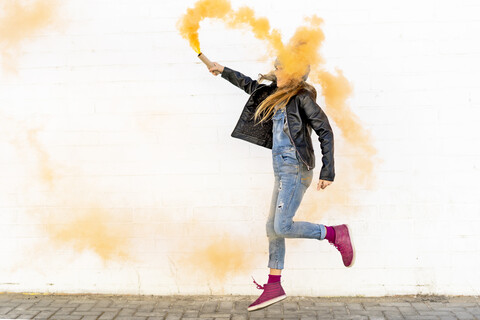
top-left (247, 276), bottom-right (287, 311)
top-left (327, 224), bottom-right (356, 267)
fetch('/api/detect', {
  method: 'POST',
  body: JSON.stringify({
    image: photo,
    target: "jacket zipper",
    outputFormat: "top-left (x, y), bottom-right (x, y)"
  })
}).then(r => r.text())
top-left (283, 109), bottom-right (312, 170)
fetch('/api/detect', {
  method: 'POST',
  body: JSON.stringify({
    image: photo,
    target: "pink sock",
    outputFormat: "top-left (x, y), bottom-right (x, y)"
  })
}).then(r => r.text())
top-left (325, 226), bottom-right (336, 242)
top-left (268, 274), bottom-right (281, 283)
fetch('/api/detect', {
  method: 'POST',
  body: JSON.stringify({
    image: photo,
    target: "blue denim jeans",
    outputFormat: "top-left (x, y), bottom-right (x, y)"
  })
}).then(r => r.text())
top-left (266, 107), bottom-right (327, 270)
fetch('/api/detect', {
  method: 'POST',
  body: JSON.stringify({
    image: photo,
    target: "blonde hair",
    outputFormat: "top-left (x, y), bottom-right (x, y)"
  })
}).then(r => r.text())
top-left (253, 70), bottom-right (317, 125)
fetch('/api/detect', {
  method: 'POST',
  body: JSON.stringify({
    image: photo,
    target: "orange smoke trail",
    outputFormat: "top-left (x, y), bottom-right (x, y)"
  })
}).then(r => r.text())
top-left (0, 0), bottom-right (58, 73)
top-left (176, 0), bottom-right (324, 81)
top-left (176, 0), bottom-right (231, 54)
top-left (312, 67), bottom-right (379, 186)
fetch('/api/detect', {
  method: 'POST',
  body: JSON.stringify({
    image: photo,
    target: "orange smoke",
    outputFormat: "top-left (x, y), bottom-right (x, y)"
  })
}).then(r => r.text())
top-left (313, 67), bottom-right (379, 187)
top-left (46, 207), bottom-right (131, 261)
top-left (178, 233), bottom-right (255, 282)
top-left (0, 112), bottom-right (133, 263)
top-left (176, 0), bottom-right (231, 54)
top-left (26, 127), bottom-right (56, 190)
top-left (0, 0), bottom-right (59, 73)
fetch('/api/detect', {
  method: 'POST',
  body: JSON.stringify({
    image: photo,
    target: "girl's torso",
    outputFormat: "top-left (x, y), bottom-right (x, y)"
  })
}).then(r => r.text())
top-left (271, 106), bottom-right (301, 169)
top-left (272, 106), bottom-right (292, 151)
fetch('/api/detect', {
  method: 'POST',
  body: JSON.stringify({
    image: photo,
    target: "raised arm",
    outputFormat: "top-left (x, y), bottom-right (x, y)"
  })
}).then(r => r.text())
top-left (208, 62), bottom-right (260, 95)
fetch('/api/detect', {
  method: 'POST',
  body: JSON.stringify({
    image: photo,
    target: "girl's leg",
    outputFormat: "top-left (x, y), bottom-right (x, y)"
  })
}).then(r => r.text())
top-left (274, 162), bottom-right (327, 240)
top-left (266, 175), bottom-right (286, 270)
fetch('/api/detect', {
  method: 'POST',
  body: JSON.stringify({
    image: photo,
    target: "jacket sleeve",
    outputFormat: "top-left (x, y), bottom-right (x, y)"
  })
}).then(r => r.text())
top-left (220, 66), bottom-right (260, 95)
top-left (299, 94), bottom-right (335, 182)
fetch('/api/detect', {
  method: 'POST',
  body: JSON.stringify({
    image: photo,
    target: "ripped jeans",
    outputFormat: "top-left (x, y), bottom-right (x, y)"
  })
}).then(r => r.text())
top-left (266, 107), bottom-right (326, 270)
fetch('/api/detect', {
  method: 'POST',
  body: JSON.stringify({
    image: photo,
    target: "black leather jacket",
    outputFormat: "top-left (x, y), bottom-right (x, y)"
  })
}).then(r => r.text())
top-left (221, 66), bottom-right (335, 182)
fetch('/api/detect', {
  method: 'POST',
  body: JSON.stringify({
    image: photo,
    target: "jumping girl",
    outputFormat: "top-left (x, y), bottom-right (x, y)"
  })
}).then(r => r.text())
top-left (208, 58), bottom-right (355, 311)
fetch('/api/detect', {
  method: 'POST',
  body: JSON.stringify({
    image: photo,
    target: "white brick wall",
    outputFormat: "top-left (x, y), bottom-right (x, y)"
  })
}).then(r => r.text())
top-left (0, 0), bottom-right (479, 296)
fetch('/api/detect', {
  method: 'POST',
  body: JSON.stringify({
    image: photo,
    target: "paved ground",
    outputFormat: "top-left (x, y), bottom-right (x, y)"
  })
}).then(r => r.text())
top-left (0, 293), bottom-right (479, 320)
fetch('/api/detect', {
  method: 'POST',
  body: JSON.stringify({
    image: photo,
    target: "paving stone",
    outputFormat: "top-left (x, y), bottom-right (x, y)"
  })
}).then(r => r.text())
top-left (117, 307), bottom-right (137, 315)
top-left (199, 313), bottom-right (232, 317)
top-left (71, 311), bottom-right (103, 316)
top-left (217, 301), bottom-right (234, 311)
top-left (135, 311), bottom-right (169, 317)
top-left (398, 306), bottom-right (418, 315)
top-left (347, 303), bottom-right (364, 310)
top-left (94, 299), bottom-right (113, 308)
top-left (411, 302), bottom-right (431, 311)
top-left (82, 316), bottom-right (102, 320)
top-left (284, 302), bottom-right (299, 311)
top-left (0, 307), bottom-right (12, 315)
top-left (138, 305), bottom-right (156, 311)
top-left (98, 311), bottom-right (119, 319)
top-left (35, 310), bottom-right (57, 318)
top-left (201, 301), bottom-right (218, 313)
top-left (53, 306), bottom-right (77, 314)
top-left (76, 303), bottom-right (96, 312)
top-left (0, 314), bottom-right (21, 319)
top-left (454, 312), bottom-right (476, 319)
top-left (49, 315), bottom-right (83, 320)
top-left (17, 311), bottom-right (40, 319)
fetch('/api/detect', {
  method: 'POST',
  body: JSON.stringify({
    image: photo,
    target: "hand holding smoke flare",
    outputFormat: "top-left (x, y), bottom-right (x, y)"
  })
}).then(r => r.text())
top-left (175, 0), bottom-right (231, 76)
top-left (198, 52), bottom-right (221, 75)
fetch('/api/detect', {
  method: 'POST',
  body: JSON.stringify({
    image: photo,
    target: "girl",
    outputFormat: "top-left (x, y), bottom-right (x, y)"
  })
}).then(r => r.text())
top-left (208, 58), bottom-right (355, 311)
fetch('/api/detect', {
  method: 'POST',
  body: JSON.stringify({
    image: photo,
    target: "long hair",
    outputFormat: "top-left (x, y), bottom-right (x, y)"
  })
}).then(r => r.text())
top-left (253, 70), bottom-right (317, 125)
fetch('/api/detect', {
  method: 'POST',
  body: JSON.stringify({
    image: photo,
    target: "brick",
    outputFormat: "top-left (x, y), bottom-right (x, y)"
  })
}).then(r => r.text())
top-left (135, 311), bottom-right (168, 317)
top-left (201, 302), bottom-right (218, 313)
top-left (17, 311), bottom-right (40, 319)
top-left (49, 316), bottom-right (82, 320)
top-left (217, 301), bottom-right (234, 311)
top-left (75, 303), bottom-right (96, 312)
top-left (82, 316), bottom-right (102, 320)
top-left (71, 311), bottom-right (103, 316)
top-left (98, 311), bottom-right (119, 320)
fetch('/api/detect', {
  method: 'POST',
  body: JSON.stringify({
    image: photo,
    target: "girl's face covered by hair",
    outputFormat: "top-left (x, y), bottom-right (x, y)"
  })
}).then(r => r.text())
top-left (274, 64), bottom-right (288, 88)
top-left (273, 58), bottom-right (309, 88)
